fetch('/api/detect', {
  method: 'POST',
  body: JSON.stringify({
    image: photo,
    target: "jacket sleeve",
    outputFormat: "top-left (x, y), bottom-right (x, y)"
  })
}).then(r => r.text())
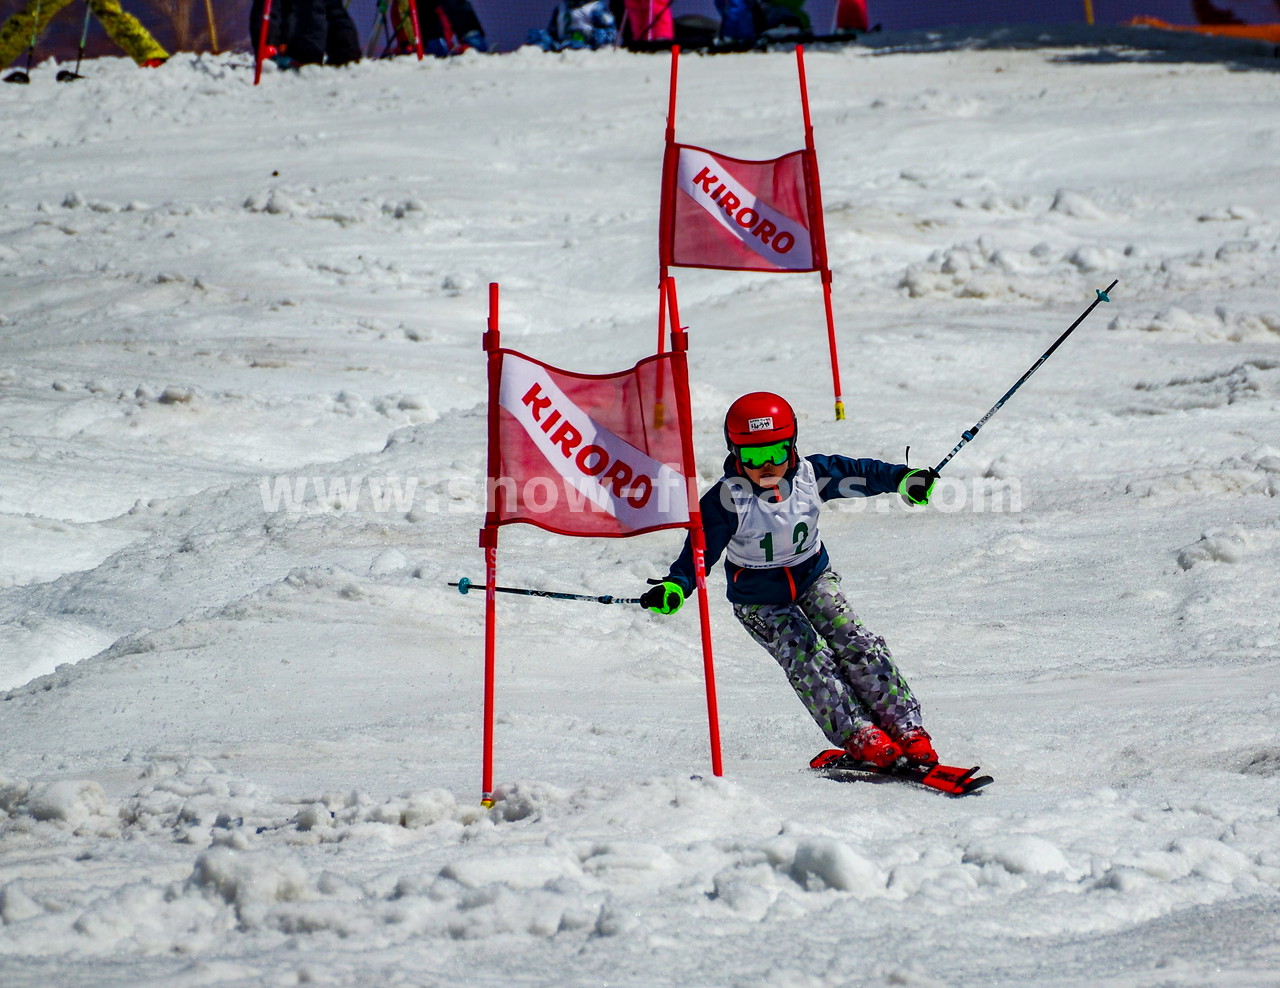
top-left (663, 482), bottom-right (737, 596)
top-left (807, 454), bottom-right (908, 501)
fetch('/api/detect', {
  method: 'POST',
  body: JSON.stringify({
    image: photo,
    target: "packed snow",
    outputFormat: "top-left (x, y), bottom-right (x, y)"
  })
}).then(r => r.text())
top-left (2, 23), bottom-right (1279, 988)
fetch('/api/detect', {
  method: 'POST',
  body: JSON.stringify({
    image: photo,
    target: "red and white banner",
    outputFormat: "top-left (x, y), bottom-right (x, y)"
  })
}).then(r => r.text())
top-left (661, 144), bottom-right (819, 273)
top-left (478, 282), bottom-right (722, 803)
top-left (655, 47), bottom-right (845, 421)
top-left (491, 350), bottom-right (690, 538)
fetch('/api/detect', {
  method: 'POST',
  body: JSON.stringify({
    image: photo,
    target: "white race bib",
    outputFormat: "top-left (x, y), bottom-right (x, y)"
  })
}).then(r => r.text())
top-left (724, 458), bottom-right (822, 569)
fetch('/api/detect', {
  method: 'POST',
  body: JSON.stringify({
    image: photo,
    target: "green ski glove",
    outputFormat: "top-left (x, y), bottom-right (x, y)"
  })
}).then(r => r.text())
top-left (899, 467), bottom-right (940, 506)
top-left (640, 581), bottom-right (685, 615)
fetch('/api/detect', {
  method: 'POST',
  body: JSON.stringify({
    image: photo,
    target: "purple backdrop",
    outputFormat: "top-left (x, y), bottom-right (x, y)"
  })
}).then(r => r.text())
top-left (3, 0), bottom-right (1274, 63)
top-left (382, 1), bottom-right (1218, 53)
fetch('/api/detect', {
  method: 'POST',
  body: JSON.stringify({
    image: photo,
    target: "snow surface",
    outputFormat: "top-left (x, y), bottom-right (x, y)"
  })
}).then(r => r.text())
top-left (2, 25), bottom-right (1280, 988)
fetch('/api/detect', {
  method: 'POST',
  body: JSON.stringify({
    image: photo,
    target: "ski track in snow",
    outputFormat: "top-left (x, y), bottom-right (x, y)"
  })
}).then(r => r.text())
top-left (2, 29), bottom-right (1280, 988)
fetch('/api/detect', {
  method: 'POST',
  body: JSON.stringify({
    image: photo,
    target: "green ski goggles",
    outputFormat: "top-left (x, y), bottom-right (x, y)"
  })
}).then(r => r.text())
top-left (737, 440), bottom-right (792, 468)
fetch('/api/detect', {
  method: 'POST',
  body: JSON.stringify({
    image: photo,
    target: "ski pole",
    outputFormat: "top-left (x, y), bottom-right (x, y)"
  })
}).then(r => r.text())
top-left (379, 0), bottom-right (395, 58)
top-left (57, 1), bottom-right (92, 82)
top-left (364, 0), bottom-right (385, 58)
top-left (935, 279), bottom-right (1117, 474)
top-left (4, 0), bottom-right (41, 84)
top-left (450, 577), bottom-right (642, 606)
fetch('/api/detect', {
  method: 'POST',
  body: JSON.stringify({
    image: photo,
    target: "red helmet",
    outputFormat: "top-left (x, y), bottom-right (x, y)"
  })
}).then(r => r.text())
top-left (724, 392), bottom-right (797, 449)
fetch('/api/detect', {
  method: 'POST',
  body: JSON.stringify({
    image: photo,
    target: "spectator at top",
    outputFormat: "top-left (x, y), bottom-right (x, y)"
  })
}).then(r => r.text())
top-left (529, 0), bottom-right (617, 50)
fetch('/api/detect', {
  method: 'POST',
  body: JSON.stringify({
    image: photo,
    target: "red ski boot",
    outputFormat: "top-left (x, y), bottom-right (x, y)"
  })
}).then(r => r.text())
top-left (844, 725), bottom-right (902, 768)
top-left (895, 728), bottom-right (938, 766)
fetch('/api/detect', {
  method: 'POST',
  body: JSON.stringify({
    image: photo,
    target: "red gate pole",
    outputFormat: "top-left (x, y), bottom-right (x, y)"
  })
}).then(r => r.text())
top-left (479, 526), bottom-right (498, 806)
top-left (253, 0), bottom-right (274, 85)
top-left (663, 277), bottom-right (723, 777)
top-left (652, 45), bottom-right (682, 429)
top-left (795, 46), bottom-right (845, 421)
top-left (656, 45), bottom-right (681, 356)
top-left (480, 282), bottom-right (503, 806)
top-left (408, 0), bottom-right (425, 59)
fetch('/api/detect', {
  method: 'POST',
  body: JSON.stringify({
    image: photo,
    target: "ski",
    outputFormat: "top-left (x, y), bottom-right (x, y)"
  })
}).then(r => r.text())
top-left (809, 748), bottom-right (993, 797)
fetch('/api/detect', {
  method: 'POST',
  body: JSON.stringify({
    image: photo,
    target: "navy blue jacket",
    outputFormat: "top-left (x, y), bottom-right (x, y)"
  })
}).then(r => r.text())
top-left (665, 453), bottom-right (908, 605)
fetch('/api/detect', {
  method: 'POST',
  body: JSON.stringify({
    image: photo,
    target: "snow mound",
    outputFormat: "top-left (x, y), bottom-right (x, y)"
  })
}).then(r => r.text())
top-left (788, 837), bottom-right (887, 893)
top-left (1176, 530), bottom-right (1250, 570)
top-left (964, 834), bottom-right (1071, 875)
top-left (897, 236), bottom-right (1098, 301)
top-left (1129, 359), bottom-right (1279, 412)
top-left (186, 846), bottom-right (314, 923)
top-left (1049, 188), bottom-right (1110, 220)
top-left (1111, 306), bottom-right (1280, 342)
top-left (0, 777), bottom-right (119, 835)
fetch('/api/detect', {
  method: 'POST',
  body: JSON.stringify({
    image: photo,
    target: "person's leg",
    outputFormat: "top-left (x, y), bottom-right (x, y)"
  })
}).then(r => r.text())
top-left (286, 0), bottom-right (327, 63)
top-left (323, 0), bottom-right (360, 64)
top-left (2, 0), bottom-right (76, 73)
top-left (799, 569), bottom-right (936, 764)
top-left (734, 600), bottom-right (875, 748)
top-left (88, 0), bottom-right (169, 65)
top-left (799, 569), bottom-right (923, 734)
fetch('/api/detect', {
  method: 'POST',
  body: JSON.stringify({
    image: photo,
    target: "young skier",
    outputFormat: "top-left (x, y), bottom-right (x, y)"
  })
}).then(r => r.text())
top-left (639, 392), bottom-right (941, 767)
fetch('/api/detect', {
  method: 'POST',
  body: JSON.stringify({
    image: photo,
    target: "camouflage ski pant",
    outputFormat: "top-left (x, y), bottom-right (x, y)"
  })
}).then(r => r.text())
top-left (733, 568), bottom-right (922, 748)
